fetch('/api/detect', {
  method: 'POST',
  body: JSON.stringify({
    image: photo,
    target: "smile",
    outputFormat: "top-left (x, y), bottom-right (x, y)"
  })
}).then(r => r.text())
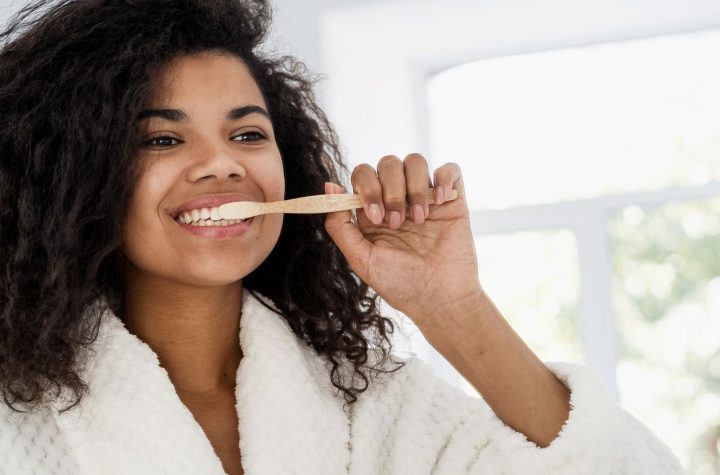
top-left (174, 214), bottom-right (255, 238)
top-left (174, 206), bottom-right (247, 225)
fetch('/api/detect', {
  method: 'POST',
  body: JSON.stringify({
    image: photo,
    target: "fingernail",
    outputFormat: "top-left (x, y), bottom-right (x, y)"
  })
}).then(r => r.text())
top-left (389, 211), bottom-right (401, 228)
top-left (369, 204), bottom-right (382, 224)
top-left (413, 204), bottom-right (424, 224)
top-left (435, 186), bottom-right (445, 204)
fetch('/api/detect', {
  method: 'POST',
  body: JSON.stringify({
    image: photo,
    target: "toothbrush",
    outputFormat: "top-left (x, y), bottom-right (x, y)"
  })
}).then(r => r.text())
top-left (218, 187), bottom-right (458, 221)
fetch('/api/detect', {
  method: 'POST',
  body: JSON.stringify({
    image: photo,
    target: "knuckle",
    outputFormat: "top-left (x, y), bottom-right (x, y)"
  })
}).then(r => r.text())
top-left (408, 191), bottom-right (427, 203)
top-left (382, 192), bottom-right (406, 207)
top-left (352, 162), bottom-right (376, 177)
top-left (377, 155), bottom-right (401, 170)
top-left (351, 163), bottom-right (375, 183)
top-left (404, 153), bottom-right (427, 167)
top-left (446, 162), bottom-right (461, 174)
top-left (366, 188), bottom-right (383, 204)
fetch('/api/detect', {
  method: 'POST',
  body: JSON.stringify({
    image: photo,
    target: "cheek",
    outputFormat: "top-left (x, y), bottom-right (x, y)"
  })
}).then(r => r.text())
top-left (264, 158), bottom-right (286, 201)
top-left (139, 160), bottom-right (176, 208)
top-left (120, 162), bottom-right (176, 254)
top-left (120, 200), bottom-right (167, 271)
top-left (263, 213), bottom-right (284, 240)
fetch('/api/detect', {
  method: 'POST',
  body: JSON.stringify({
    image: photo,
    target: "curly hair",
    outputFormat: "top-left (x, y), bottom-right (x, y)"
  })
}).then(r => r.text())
top-left (0, 0), bottom-right (405, 414)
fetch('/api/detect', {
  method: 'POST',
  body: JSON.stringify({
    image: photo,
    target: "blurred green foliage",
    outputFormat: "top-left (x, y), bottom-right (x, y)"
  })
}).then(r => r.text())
top-left (610, 197), bottom-right (720, 474)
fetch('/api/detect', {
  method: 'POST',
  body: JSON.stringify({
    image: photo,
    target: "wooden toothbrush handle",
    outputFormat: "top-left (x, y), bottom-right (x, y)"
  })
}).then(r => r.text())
top-left (218, 187), bottom-right (458, 220)
top-left (276, 187), bottom-right (457, 214)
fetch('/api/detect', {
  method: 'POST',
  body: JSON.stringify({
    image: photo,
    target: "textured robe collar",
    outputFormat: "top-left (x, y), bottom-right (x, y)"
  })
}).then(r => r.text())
top-left (51, 288), bottom-right (351, 474)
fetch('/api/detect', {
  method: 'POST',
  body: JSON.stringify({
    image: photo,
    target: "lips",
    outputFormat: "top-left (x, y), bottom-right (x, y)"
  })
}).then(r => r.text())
top-left (169, 193), bottom-right (257, 219)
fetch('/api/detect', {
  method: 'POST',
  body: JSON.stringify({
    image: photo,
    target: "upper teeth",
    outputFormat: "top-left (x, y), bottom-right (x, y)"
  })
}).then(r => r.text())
top-left (176, 206), bottom-right (244, 225)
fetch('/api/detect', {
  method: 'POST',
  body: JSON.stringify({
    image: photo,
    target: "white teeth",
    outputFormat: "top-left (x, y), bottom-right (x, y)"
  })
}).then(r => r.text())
top-left (177, 217), bottom-right (247, 227)
top-left (175, 205), bottom-right (249, 227)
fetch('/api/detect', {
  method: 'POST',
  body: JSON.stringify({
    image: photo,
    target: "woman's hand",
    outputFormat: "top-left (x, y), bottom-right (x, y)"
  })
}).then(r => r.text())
top-left (324, 154), bottom-right (574, 447)
top-left (323, 153), bottom-right (483, 331)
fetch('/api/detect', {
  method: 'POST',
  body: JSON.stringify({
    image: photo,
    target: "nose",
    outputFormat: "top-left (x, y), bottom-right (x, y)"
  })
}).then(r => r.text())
top-left (187, 141), bottom-right (247, 182)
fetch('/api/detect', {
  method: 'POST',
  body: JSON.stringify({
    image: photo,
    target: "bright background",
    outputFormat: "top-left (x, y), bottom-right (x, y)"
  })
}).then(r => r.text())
top-left (268, 1), bottom-right (720, 473)
top-left (2, 0), bottom-right (719, 473)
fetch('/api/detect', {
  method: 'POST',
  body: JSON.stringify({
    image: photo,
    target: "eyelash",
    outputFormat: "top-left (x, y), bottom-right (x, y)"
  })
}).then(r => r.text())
top-left (143, 131), bottom-right (267, 148)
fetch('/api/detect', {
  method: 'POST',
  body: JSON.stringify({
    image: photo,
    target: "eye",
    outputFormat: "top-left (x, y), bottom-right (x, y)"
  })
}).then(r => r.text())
top-left (232, 131), bottom-right (266, 142)
top-left (143, 136), bottom-right (181, 147)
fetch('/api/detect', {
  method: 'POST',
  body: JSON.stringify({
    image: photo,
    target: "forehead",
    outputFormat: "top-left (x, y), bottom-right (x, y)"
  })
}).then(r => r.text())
top-left (147, 52), bottom-right (266, 107)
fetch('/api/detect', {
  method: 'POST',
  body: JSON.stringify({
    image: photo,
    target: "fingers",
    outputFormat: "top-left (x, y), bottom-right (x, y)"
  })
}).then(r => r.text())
top-left (351, 152), bottom-right (447, 229)
top-left (351, 163), bottom-right (385, 225)
top-left (377, 155), bottom-right (406, 229)
top-left (432, 162), bottom-right (465, 204)
top-left (404, 153), bottom-right (432, 225)
top-left (323, 180), bottom-right (373, 278)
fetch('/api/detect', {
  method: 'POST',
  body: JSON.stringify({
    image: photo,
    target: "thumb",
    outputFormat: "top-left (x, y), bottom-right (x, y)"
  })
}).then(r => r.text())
top-left (323, 181), bottom-right (372, 276)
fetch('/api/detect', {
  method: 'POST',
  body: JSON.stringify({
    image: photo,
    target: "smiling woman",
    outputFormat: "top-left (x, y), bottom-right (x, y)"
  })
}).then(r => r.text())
top-left (0, 1), bottom-right (685, 474)
top-left (0, 0), bottom-right (405, 473)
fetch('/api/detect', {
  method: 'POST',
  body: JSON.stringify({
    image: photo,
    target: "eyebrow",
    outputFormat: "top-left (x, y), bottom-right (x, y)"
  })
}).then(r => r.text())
top-left (135, 105), bottom-right (271, 123)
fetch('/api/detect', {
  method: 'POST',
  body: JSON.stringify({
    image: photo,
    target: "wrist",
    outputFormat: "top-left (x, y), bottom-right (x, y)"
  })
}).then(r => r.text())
top-left (414, 287), bottom-right (495, 345)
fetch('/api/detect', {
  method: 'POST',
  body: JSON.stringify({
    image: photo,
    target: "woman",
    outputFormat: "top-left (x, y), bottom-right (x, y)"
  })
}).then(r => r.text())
top-left (0, 1), bottom-right (683, 474)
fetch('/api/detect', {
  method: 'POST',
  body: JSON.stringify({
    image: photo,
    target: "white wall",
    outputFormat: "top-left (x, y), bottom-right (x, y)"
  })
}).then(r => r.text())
top-left (266, 0), bottom-right (396, 79)
top-left (0, 1), bottom-right (19, 25)
top-left (320, 0), bottom-right (720, 168)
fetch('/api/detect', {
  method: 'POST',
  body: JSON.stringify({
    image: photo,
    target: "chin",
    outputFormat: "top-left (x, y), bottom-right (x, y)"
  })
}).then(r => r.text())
top-left (192, 267), bottom-right (249, 285)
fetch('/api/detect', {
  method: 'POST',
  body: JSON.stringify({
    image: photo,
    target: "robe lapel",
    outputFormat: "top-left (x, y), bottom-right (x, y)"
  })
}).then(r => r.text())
top-left (51, 301), bottom-right (227, 474)
top-left (52, 288), bottom-right (350, 475)
top-left (236, 289), bottom-right (351, 474)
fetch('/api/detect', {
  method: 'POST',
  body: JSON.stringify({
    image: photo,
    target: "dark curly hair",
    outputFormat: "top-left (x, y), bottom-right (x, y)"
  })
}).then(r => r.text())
top-left (0, 0), bottom-right (405, 414)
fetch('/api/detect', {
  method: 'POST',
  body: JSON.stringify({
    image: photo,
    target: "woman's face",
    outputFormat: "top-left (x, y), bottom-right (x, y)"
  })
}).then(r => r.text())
top-left (121, 51), bottom-right (285, 287)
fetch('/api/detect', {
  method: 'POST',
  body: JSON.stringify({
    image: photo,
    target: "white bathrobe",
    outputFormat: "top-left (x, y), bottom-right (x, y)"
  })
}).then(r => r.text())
top-left (0, 288), bottom-right (684, 474)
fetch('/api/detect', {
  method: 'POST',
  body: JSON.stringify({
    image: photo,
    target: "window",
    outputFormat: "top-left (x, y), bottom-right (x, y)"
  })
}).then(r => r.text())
top-left (611, 198), bottom-right (720, 473)
top-left (426, 29), bottom-right (720, 474)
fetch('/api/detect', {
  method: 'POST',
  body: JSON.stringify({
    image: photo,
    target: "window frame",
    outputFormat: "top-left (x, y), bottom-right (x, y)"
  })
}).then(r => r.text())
top-left (320, 0), bottom-right (720, 397)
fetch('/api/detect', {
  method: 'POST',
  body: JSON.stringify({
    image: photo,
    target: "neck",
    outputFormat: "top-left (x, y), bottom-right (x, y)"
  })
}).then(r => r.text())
top-left (122, 264), bottom-right (244, 400)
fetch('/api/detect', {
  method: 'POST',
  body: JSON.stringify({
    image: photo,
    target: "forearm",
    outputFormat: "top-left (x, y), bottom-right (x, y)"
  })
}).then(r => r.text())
top-left (418, 291), bottom-right (571, 448)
